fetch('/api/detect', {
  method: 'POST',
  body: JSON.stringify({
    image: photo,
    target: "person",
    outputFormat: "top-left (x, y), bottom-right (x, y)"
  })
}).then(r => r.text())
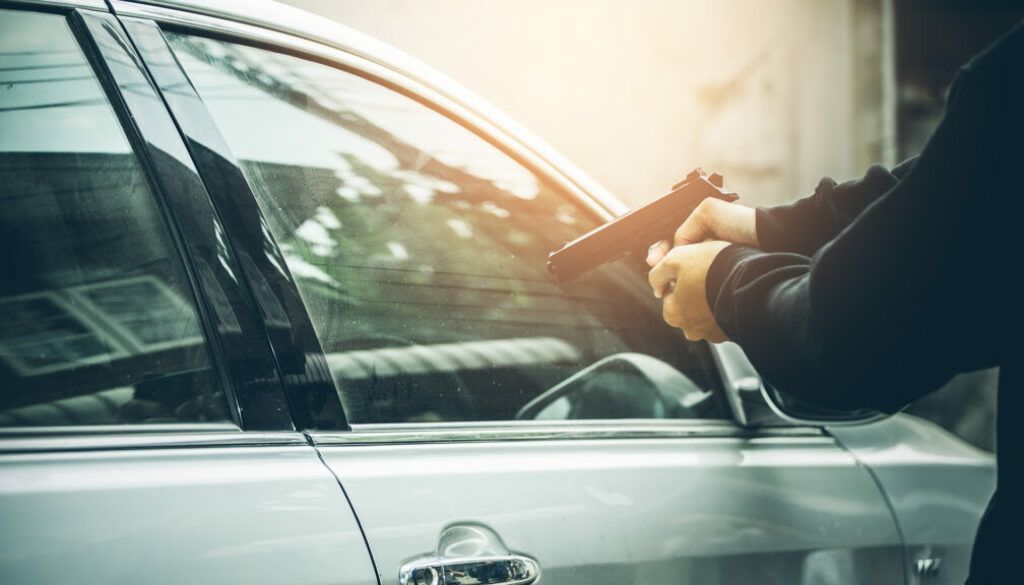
top-left (645, 22), bottom-right (1021, 585)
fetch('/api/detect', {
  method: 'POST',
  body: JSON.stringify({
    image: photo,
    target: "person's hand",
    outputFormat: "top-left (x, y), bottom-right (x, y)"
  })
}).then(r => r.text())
top-left (648, 240), bottom-right (731, 342)
top-left (646, 199), bottom-right (757, 267)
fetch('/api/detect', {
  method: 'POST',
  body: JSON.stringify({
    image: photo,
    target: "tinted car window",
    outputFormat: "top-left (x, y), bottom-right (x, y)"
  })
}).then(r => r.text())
top-left (170, 34), bottom-right (727, 424)
top-left (0, 11), bottom-right (228, 427)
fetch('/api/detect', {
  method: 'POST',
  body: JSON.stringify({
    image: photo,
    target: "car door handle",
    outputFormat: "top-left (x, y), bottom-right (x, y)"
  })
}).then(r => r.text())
top-left (400, 554), bottom-right (540, 585)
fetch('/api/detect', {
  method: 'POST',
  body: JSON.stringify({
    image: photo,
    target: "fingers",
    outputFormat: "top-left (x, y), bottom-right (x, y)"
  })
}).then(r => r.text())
top-left (650, 240), bottom-right (733, 343)
top-left (647, 249), bottom-right (680, 298)
top-left (663, 292), bottom-right (728, 342)
top-left (661, 288), bottom-right (684, 328)
top-left (662, 287), bottom-right (708, 339)
top-left (646, 240), bottom-right (671, 267)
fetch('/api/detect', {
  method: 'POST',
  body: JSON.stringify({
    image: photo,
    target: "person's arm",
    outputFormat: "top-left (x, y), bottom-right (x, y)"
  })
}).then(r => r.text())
top-left (645, 158), bottom-right (917, 267)
top-left (756, 157), bottom-right (917, 256)
top-left (705, 54), bottom-right (1013, 412)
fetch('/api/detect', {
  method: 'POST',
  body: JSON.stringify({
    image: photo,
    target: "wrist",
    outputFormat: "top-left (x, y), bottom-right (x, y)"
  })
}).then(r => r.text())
top-left (709, 200), bottom-right (758, 247)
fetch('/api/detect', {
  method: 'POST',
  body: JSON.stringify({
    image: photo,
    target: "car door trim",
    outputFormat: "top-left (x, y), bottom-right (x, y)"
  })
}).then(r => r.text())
top-left (0, 427), bottom-right (308, 453)
top-left (112, 15), bottom-right (349, 431)
top-left (310, 420), bottom-right (823, 446)
top-left (0, 0), bottom-right (107, 12)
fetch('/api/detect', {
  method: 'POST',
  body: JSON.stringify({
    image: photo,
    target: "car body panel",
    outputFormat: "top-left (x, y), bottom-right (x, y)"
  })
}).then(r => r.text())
top-left (316, 432), bottom-right (904, 584)
top-left (0, 440), bottom-right (377, 584)
top-left (830, 414), bottom-right (996, 585)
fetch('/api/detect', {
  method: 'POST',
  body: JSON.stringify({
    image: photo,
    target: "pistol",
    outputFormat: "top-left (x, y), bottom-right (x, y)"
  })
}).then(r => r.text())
top-left (547, 169), bottom-right (738, 283)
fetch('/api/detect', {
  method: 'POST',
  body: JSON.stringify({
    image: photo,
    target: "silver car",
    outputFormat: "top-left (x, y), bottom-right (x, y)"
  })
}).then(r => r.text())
top-left (0, 1), bottom-right (994, 584)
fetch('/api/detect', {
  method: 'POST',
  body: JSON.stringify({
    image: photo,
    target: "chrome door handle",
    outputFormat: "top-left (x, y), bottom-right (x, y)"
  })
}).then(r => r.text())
top-left (400, 554), bottom-right (540, 585)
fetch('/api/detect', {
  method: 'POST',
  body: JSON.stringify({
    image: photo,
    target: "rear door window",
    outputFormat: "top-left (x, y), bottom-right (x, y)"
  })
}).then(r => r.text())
top-left (168, 34), bottom-right (727, 425)
top-left (0, 10), bottom-right (229, 427)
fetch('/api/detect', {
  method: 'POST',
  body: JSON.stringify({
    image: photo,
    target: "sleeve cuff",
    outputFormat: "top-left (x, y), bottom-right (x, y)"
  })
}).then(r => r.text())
top-left (705, 244), bottom-right (764, 317)
top-left (755, 206), bottom-right (781, 252)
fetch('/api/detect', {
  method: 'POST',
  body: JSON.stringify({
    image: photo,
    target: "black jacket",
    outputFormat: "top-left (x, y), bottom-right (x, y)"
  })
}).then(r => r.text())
top-left (706, 23), bottom-right (1022, 584)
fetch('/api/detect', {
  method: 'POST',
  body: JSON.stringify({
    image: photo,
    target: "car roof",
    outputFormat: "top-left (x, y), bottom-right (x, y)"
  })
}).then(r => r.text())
top-left (120, 0), bottom-right (623, 214)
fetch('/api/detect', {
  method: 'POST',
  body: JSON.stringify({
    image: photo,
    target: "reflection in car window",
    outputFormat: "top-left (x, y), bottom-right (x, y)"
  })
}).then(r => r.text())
top-left (0, 11), bottom-right (228, 427)
top-left (170, 34), bottom-right (727, 424)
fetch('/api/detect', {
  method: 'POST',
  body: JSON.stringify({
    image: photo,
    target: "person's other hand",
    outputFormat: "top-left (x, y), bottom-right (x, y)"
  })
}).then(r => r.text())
top-left (646, 199), bottom-right (757, 267)
top-left (648, 240), bottom-right (731, 342)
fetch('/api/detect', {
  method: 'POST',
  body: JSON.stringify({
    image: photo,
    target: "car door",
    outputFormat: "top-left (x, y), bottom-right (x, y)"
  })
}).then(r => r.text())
top-left (133, 10), bottom-right (906, 584)
top-left (0, 4), bottom-right (375, 584)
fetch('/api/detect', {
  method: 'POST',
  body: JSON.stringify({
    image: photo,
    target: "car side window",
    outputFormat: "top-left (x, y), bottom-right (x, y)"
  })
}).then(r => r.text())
top-left (0, 10), bottom-right (229, 427)
top-left (169, 33), bottom-right (728, 424)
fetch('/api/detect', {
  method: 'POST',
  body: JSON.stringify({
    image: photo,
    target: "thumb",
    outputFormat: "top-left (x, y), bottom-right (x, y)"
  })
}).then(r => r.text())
top-left (648, 251), bottom-right (680, 299)
top-left (673, 202), bottom-right (711, 246)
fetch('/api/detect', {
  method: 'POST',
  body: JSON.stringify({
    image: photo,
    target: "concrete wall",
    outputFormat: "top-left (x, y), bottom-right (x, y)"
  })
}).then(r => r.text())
top-left (284, 0), bottom-right (892, 206)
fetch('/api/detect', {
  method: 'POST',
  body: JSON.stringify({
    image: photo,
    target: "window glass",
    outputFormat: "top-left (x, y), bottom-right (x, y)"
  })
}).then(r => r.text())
top-left (0, 11), bottom-right (228, 427)
top-left (170, 34), bottom-right (727, 424)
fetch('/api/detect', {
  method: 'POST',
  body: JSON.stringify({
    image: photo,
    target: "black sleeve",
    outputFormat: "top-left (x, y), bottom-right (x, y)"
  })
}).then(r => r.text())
top-left (705, 33), bottom-right (1018, 412)
top-left (755, 157), bottom-right (917, 256)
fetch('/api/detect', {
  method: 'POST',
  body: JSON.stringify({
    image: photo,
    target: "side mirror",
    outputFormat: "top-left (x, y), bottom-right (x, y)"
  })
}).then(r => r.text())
top-left (712, 342), bottom-right (883, 427)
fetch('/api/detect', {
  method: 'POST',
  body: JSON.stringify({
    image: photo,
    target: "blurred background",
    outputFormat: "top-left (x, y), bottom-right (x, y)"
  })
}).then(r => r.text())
top-left (285, 0), bottom-right (1023, 451)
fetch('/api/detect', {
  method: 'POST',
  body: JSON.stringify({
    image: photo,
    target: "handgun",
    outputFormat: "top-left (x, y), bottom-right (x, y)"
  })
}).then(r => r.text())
top-left (547, 169), bottom-right (738, 283)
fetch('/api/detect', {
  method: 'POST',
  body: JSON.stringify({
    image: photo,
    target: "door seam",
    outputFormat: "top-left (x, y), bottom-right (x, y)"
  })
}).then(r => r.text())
top-left (829, 429), bottom-right (910, 585)
top-left (305, 432), bottom-right (383, 585)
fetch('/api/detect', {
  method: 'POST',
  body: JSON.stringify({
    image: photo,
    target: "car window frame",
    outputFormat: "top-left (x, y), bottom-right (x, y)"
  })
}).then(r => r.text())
top-left (114, 3), bottom-right (750, 438)
top-left (0, 0), bottom-right (297, 439)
